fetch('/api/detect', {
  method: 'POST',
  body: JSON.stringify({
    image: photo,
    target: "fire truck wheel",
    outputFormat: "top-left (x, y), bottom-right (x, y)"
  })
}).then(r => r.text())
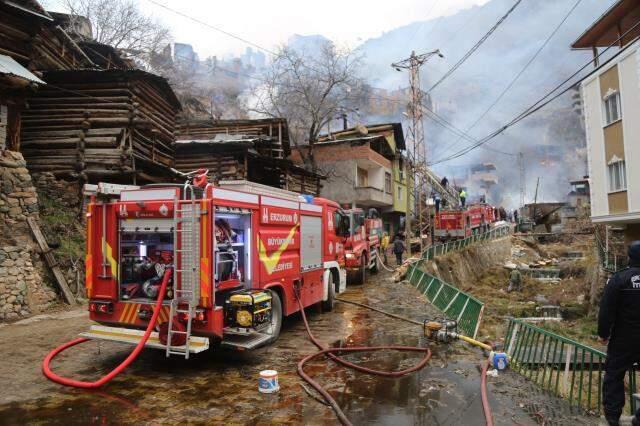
top-left (265, 291), bottom-right (283, 344)
top-left (322, 274), bottom-right (336, 312)
top-left (356, 255), bottom-right (367, 284)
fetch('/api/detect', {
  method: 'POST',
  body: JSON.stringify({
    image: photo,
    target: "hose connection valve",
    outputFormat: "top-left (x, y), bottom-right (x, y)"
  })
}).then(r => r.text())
top-left (424, 317), bottom-right (458, 343)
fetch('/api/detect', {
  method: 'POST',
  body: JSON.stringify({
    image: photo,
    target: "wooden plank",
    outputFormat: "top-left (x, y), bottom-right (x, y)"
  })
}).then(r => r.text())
top-left (27, 217), bottom-right (77, 306)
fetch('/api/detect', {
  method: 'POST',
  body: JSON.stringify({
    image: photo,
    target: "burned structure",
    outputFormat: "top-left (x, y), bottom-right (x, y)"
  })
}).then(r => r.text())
top-left (20, 69), bottom-right (181, 183)
top-left (175, 118), bottom-right (322, 195)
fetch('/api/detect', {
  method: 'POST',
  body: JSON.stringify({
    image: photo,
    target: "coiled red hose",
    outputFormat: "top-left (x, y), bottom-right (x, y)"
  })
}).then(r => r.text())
top-left (42, 269), bottom-right (172, 388)
top-left (481, 359), bottom-right (494, 426)
top-left (296, 296), bottom-right (432, 426)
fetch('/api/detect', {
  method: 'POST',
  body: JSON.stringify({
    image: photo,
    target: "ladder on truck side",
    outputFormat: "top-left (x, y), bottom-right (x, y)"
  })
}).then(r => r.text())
top-left (166, 184), bottom-right (200, 359)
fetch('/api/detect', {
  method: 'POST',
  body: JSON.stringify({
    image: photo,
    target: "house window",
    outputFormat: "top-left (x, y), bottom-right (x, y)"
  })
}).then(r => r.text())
top-left (603, 91), bottom-right (621, 126)
top-left (385, 172), bottom-right (392, 193)
top-left (397, 186), bottom-right (402, 201)
top-left (607, 159), bottom-right (627, 192)
top-left (398, 158), bottom-right (405, 181)
top-left (357, 167), bottom-right (368, 187)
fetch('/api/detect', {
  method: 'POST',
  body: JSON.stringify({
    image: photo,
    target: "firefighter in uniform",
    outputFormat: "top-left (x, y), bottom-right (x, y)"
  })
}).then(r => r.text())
top-left (598, 241), bottom-right (640, 426)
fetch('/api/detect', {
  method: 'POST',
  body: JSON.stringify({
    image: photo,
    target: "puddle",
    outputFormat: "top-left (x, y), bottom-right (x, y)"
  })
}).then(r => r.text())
top-left (0, 272), bottom-right (598, 425)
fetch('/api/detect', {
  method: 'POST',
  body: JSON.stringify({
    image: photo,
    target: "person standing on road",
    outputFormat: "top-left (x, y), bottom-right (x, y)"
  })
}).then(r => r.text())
top-left (392, 235), bottom-right (406, 266)
top-left (381, 232), bottom-right (390, 265)
top-left (459, 189), bottom-right (467, 208)
top-left (598, 241), bottom-right (640, 426)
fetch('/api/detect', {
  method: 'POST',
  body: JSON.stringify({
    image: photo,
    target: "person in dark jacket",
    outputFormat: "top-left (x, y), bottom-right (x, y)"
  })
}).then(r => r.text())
top-left (392, 236), bottom-right (406, 266)
top-left (598, 241), bottom-right (640, 426)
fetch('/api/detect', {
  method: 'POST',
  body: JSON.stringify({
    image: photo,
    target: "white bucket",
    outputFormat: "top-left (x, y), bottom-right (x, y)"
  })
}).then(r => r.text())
top-left (259, 370), bottom-right (279, 393)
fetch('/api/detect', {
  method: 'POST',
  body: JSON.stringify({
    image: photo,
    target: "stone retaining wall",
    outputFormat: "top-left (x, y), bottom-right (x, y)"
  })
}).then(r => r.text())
top-left (0, 151), bottom-right (58, 320)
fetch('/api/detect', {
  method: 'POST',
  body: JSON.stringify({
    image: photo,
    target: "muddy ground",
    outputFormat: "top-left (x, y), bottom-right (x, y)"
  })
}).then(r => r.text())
top-left (0, 271), bottom-right (597, 425)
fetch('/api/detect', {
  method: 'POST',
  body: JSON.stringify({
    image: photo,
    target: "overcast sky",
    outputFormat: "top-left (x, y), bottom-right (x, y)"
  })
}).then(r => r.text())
top-left (43, 0), bottom-right (490, 58)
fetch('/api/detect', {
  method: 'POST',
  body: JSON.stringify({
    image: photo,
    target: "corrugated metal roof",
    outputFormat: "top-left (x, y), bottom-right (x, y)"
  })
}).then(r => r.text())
top-left (0, 55), bottom-right (45, 84)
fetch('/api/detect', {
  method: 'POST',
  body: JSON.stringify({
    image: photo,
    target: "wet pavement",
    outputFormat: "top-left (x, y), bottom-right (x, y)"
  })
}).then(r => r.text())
top-left (0, 271), bottom-right (598, 425)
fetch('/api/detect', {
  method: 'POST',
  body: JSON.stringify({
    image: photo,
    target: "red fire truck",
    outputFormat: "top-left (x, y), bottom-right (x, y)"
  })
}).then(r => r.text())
top-left (434, 203), bottom-right (496, 242)
top-left (343, 208), bottom-right (383, 284)
top-left (80, 178), bottom-right (349, 358)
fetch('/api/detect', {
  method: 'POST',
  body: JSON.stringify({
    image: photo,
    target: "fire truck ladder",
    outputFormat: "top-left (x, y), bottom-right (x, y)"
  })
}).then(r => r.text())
top-left (166, 184), bottom-right (201, 359)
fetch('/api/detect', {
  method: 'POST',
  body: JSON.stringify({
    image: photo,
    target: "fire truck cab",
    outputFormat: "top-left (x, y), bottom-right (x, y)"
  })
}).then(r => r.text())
top-left (343, 208), bottom-right (382, 284)
top-left (81, 180), bottom-right (348, 358)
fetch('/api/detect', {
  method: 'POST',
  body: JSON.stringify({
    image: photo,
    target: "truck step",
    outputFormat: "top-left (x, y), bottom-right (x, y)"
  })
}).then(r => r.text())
top-left (221, 331), bottom-right (272, 350)
top-left (79, 325), bottom-right (209, 353)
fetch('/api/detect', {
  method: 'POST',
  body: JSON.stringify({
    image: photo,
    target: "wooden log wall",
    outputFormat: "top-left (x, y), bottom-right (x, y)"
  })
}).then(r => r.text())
top-left (174, 144), bottom-right (247, 181)
top-left (0, 5), bottom-right (91, 71)
top-left (21, 72), bottom-right (178, 182)
top-left (177, 119), bottom-right (288, 159)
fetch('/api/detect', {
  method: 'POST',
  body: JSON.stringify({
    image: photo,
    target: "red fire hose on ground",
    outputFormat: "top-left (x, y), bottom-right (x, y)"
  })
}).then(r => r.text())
top-left (42, 269), bottom-right (172, 389)
top-left (295, 294), bottom-right (433, 426)
top-left (481, 359), bottom-right (494, 426)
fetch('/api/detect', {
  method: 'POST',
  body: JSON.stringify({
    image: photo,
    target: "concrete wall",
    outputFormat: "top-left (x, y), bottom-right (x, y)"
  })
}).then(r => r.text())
top-left (421, 236), bottom-right (512, 287)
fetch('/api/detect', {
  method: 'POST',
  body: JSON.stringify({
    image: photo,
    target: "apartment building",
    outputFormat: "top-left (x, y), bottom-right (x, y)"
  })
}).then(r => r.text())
top-left (290, 123), bottom-right (410, 236)
top-left (572, 0), bottom-right (640, 243)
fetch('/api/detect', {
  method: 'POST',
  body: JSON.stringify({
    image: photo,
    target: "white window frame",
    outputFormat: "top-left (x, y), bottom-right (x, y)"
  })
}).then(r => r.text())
top-left (602, 90), bottom-right (621, 126)
top-left (607, 157), bottom-right (627, 193)
top-left (384, 171), bottom-right (392, 193)
top-left (397, 185), bottom-right (402, 201)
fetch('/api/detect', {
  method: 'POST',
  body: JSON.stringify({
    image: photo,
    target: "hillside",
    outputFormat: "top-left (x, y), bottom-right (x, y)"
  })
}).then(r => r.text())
top-left (357, 0), bottom-right (616, 204)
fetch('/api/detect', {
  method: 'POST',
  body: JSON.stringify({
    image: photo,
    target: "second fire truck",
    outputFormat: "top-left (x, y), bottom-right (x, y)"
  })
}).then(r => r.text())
top-left (342, 207), bottom-right (383, 284)
top-left (434, 203), bottom-right (497, 242)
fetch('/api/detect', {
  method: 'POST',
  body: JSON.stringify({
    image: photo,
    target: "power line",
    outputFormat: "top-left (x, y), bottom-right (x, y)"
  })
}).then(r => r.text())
top-left (145, 0), bottom-right (280, 57)
top-left (428, 20), bottom-right (640, 166)
top-left (426, 0), bottom-right (524, 93)
top-left (436, 0), bottom-right (583, 159)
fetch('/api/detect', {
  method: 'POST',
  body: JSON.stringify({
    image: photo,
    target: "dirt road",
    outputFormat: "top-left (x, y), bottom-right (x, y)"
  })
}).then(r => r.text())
top-left (0, 271), bottom-right (596, 425)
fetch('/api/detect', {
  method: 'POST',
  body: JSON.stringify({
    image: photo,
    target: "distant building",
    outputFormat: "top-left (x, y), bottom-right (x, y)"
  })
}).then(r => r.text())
top-left (289, 123), bottom-right (410, 236)
top-left (572, 0), bottom-right (640, 244)
top-left (560, 177), bottom-right (591, 227)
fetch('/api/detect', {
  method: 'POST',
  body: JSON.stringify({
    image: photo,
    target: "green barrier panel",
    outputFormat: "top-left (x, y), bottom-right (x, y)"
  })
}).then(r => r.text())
top-left (422, 225), bottom-right (510, 260)
top-left (504, 318), bottom-right (638, 416)
top-left (406, 264), bottom-right (484, 339)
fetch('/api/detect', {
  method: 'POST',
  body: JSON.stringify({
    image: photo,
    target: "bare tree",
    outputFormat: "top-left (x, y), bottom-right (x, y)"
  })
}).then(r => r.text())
top-left (252, 43), bottom-right (367, 172)
top-left (62, 0), bottom-right (170, 68)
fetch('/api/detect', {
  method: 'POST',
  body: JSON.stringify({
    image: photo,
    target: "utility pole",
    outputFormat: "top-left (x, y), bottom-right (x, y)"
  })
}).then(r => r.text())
top-left (392, 50), bottom-right (443, 255)
top-left (518, 151), bottom-right (525, 207)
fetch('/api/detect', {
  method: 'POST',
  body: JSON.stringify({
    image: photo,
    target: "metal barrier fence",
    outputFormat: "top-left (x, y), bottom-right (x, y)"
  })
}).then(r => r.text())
top-left (520, 268), bottom-right (561, 280)
top-left (504, 318), bottom-right (638, 416)
top-left (406, 263), bottom-right (484, 339)
top-left (595, 230), bottom-right (628, 273)
top-left (422, 225), bottom-right (511, 261)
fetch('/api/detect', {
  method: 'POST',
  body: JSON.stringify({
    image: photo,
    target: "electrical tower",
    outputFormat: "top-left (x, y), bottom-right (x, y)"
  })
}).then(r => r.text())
top-left (392, 50), bottom-right (443, 255)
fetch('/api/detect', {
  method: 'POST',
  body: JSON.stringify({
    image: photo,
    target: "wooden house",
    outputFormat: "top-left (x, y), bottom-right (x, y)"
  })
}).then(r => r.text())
top-left (20, 69), bottom-right (181, 183)
top-left (176, 118), bottom-right (322, 195)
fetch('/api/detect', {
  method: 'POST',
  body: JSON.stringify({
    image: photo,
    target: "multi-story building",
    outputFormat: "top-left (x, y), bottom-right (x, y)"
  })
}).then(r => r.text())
top-left (572, 0), bottom-right (640, 243)
top-left (289, 123), bottom-right (410, 236)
